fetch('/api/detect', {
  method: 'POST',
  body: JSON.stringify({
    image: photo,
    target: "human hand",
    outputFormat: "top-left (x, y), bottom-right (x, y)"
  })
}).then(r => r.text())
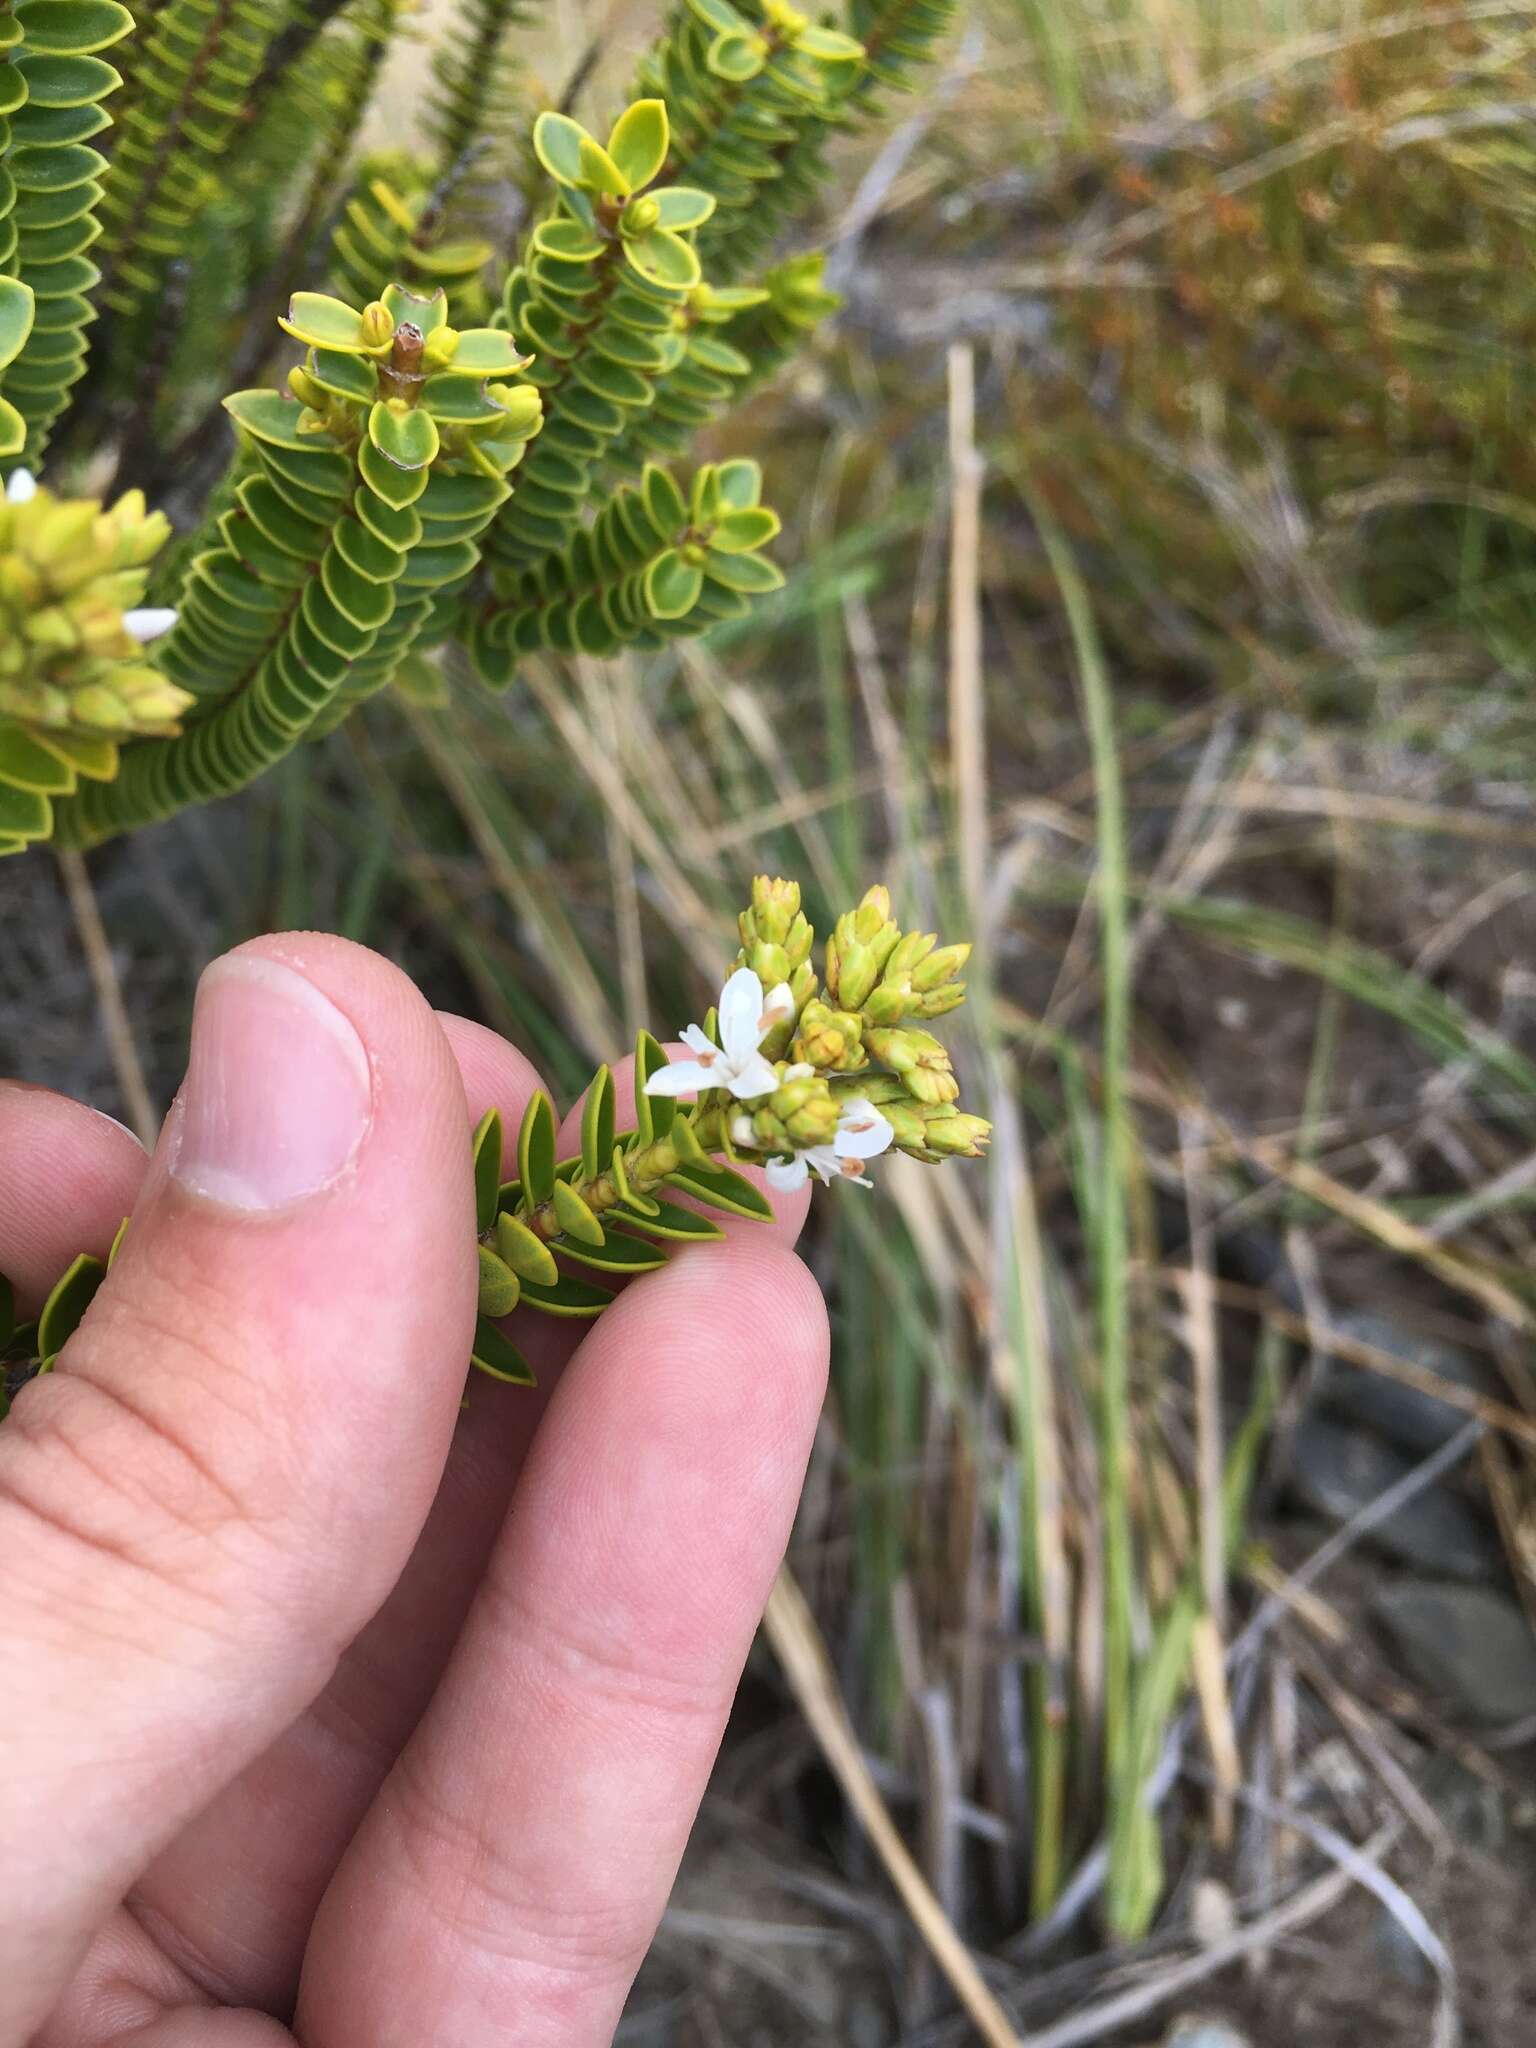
top-left (0, 935), bottom-right (829, 2048)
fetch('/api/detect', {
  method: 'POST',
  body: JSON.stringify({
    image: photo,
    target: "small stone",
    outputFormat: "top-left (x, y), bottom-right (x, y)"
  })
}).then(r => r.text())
top-left (1372, 1583), bottom-right (1536, 1723)
top-left (1164, 2020), bottom-right (1252, 2048)
top-left (1317, 1310), bottom-right (1501, 1456)
top-left (1288, 1415), bottom-right (1499, 1579)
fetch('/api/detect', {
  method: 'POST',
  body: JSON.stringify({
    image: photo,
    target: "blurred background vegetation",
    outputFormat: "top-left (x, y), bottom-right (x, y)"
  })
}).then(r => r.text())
top-left (8, 0), bottom-right (1536, 2040)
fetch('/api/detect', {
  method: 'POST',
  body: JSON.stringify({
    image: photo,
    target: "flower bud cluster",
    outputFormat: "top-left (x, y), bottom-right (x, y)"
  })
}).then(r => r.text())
top-left (0, 473), bottom-right (190, 740)
top-left (653, 876), bottom-right (992, 1195)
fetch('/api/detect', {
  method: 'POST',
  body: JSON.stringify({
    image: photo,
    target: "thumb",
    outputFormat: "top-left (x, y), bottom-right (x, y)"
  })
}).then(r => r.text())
top-left (0, 935), bottom-right (476, 2041)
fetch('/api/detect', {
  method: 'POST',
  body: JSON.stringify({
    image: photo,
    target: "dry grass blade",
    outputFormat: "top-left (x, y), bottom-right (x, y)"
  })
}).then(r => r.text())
top-left (762, 1570), bottom-right (1026, 2048)
top-left (55, 849), bottom-right (158, 1147)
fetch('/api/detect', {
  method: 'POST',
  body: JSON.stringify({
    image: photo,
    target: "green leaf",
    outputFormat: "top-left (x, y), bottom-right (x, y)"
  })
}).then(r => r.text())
top-left (0, 278), bottom-right (34, 370)
top-left (15, 1), bottom-right (133, 53)
top-left (477, 1247), bottom-right (521, 1317)
top-left (644, 548), bottom-right (704, 620)
top-left (556, 1229), bottom-right (666, 1275)
top-left (707, 30), bottom-right (762, 81)
top-left (665, 1163), bottom-right (775, 1221)
top-left (368, 399), bottom-right (439, 470)
top-left (796, 24), bottom-right (864, 59)
top-left (36, 1251), bottom-right (106, 1359)
top-left (471, 1316), bottom-right (537, 1385)
top-left (359, 437), bottom-right (429, 507)
top-left (668, 1115), bottom-right (710, 1169)
top-left (634, 1029), bottom-right (674, 1142)
top-left (621, 1199), bottom-right (728, 1242)
top-left (710, 506), bottom-right (781, 553)
top-left (577, 134), bottom-right (628, 195)
top-left (472, 1106), bottom-right (503, 1234)
top-left (496, 1211), bottom-right (559, 1287)
top-left (280, 292), bottom-right (369, 352)
top-left (380, 282), bottom-right (448, 333)
top-left (623, 228), bottom-right (700, 291)
top-left (533, 110), bottom-right (592, 189)
top-left (641, 463), bottom-right (687, 537)
top-left (686, 0), bottom-right (748, 31)
top-left (580, 1065), bottom-right (616, 1182)
top-left (0, 725), bottom-right (75, 793)
top-left (517, 1273), bottom-right (615, 1318)
top-left (650, 187), bottom-right (714, 231)
top-left (224, 389), bottom-right (324, 451)
top-left (551, 1177), bottom-right (605, 1246)
top-left (606, 99), bottom-right (669, 195)
top-left (0, 396), bottom-right (26, 459)
top-left (308, 347), bottom-right (376, 403)
top-left (705, 549), bottom-right (786, 594)
top-left (715, 458), bottom-right (762, 510)
top-left (440, 328), bottom-right (532, 376)
top-left (517, 1091), bottom-right (557, 1205)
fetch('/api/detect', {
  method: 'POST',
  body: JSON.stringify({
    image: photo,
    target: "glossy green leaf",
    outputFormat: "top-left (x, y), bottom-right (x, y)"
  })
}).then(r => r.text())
top-left (705, 549), bottom-right (786, 594)
top-left (551, 1177), bottom-right (605, 1245)
top-left (495, 1211), bottom-right (559, 1287)
top-left (641, 463), bottom-right (687, 538)
top-left (517, 1091), bottom-right (557, 1205)
top-left (381, 281), bottom-right (448, 333)
top-left (580, 1064), bottom-right (616, 1181)
top-left (308, 347), bottom-right (376, 404)
top-left (664, 1162), bottom-right (775, 1221)
top-left (710, 506), bottom-right (780, 553)
top-left (606, 99), bottom-right (668, 195)
top-left (577, 134), bottom-right (628, 196)
top-left (280, 292), bottom-right (369, 352)
top-left (224, 389), bottom-right (325, 451)
top-left (650, 187), bottom-right (714, 231)
top-left (15, 1), bottom-right (133, 54)
top-left (623, 228), bottom-right (700, 291)
top-left (715, 458), bottom-right (763, 510)
top-left (36, 1251), bottom-right (106, 1359)
top-left (707, 30), bottom-right (762, 81)
top-left (0, 279), bottom-right (34, 370)
top-left (644, 548), bottom-right (704, 620)
top-left (477, 1246), bottom-right (521, 1317)
top-left (440, 327), bottom-right (532, 376)
top-left (368, 399), bottom-right (439, 470)
top-left (620, 1199), bottom-right (728, 1242)
top-left (358, 437), bottom-right (430, 507)
top-left (634, 1029), bottom-right (674, 1144)
top-left (517, 1273), bottom-right (615, 1318)
top-left (472, 1106), bottom-right (503, 1234)
top-left (532, 110), bottom-right (590, 189)
top-left (557, 1229), bottom-right (667, 1275)
top-left (797, 23), bottom-right (864, 59)
top-left (0, 396), bottom-right (26, 459)
top-left (471, 1316), bottom-right (537, 1385)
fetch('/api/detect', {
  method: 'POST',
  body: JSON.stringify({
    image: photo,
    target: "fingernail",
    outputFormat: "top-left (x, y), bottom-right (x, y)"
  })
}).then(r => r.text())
top-left (171, 955), bottom-right (372, 1212)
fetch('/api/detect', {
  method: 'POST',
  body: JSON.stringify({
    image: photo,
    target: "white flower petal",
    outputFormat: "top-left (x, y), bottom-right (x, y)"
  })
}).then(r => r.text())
top-left (760, 980), bottom-right (795, 1031)
top-left (6, 468), bottom-right (37, 504)
top-left (725, 1051), bottom-right (779, 1102)
top-left (802, 1145), bottom-right (841, 1186)
top-left (730, 1113), bottom-right (757, 1149)
top-left (679, 1023), bottom-right (716, 1058)
top-left (644, 1060), bottom-right (718, 1098)
top-left (834, 1100), bottom-right (896, 1163)
top-left (765, 1154), bottom-right (810, 1193)
top-left (123, 606), bottom-right (179, 644)
top-left (781, 1062), bottom-right (815, 1083)
top-left (717, 965), bottom-right (767, 1065)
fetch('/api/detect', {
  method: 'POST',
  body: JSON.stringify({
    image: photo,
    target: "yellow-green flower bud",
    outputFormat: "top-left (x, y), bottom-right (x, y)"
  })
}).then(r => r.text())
top-left (361, 300), bottom-right (397, 349)
top-left (739, 1069), bottom-right (840, 1154)
top-left (794, 998), bottom-right (865, 1072)
top-left (742, 875), bottom-right (802, 949)
top-left (423, 325), bottom-right (461, 370)
top-left (825, 885), bottom-right (901, 1011)
top-left (912, 941), bottom-right (970, 993)
top-left (915, 1106), bottom-right (991, 1158)
top-left (864, 1024), bottom-right (959, 1105)
top-left (489, 383), bottom-right (544, 436)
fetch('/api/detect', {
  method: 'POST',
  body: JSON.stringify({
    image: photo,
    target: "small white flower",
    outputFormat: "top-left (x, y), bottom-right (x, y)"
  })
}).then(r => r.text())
top-left (765, 1096), bottom-right (895, 1193)
top-left (5, 468), bottom-right (37, 504)
top-left (646, 965), bottom-right (794, 1104)
top-left (123, 607), bottom-right (178, 644)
